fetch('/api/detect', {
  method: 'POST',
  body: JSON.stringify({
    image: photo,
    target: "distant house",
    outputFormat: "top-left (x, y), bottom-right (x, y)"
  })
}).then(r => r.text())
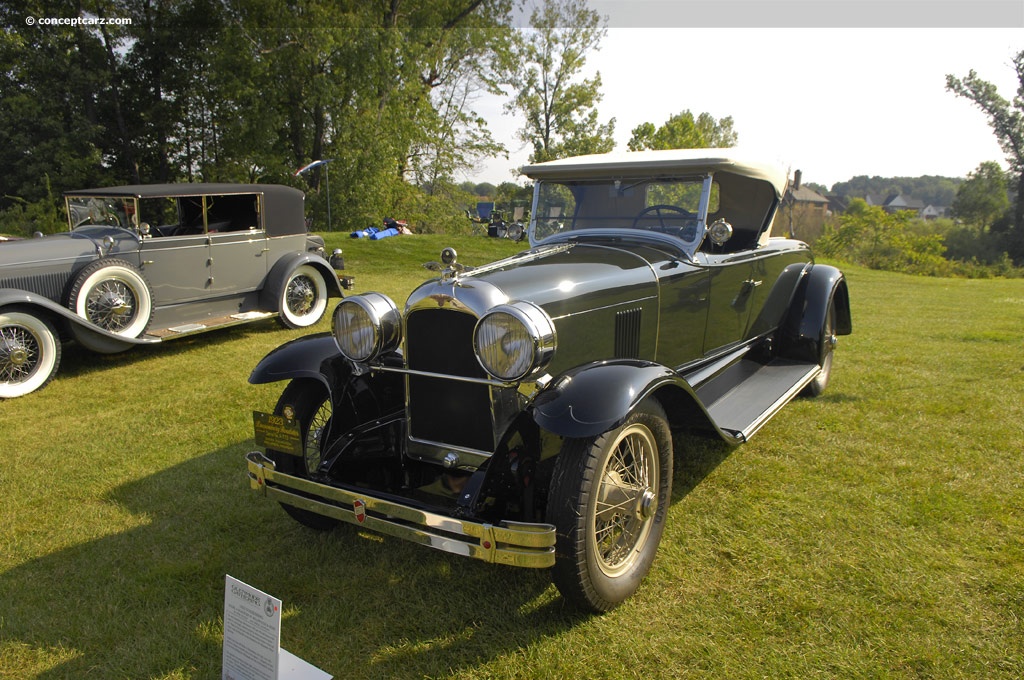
top-left (860, 192), bottom-right (946, 219)
top-left (882, 193), bottom-right (925, 214)
top-left (919, 204), bottom-right (947, 220)
top-left (780, 185), bottom-right (830, 242)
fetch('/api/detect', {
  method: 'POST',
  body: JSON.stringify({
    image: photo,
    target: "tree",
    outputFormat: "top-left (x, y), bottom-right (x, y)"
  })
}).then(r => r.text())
top-left (947, 51), bottom-right (1024, 262)
top-left (627, 110), bottom-right (737, 151)
top-left (952, 161), bottom-right (1010, 230)
top-left (500, 0), bottom-right (615, 164)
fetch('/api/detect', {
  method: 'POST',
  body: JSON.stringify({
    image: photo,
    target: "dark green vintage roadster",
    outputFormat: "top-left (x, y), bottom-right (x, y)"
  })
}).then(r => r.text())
top-left (246, 150), bottom-right (852, 612)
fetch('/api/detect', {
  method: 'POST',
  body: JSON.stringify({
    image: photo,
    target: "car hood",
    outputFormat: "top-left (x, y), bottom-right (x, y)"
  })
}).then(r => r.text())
top-left (0, 227), bottom-right (139, 264)
top-left (408, 240), bottom-right (672, 321)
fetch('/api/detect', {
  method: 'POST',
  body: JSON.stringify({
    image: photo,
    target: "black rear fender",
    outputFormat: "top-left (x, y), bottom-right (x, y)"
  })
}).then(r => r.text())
top-left (779, 264), bottom-right (851, 362)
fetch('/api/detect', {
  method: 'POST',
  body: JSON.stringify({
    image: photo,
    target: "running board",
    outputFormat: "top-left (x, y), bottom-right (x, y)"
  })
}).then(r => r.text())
top-left (144, 311), bottom-right (276, 340)
top-left (696, 358), bottom-right (820, 442)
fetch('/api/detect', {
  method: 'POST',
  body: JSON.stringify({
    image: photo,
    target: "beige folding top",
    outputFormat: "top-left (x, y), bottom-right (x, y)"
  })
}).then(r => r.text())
top-left (522, 148), bottom-right (789, 198)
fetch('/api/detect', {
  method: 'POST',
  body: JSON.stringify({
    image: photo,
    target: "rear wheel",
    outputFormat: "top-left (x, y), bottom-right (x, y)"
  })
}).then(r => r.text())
top-left (278, 265), bottom-right (328, 329)
top-left (270, 379), bottom-right (340, 530)
top-left (0, 310), bottom-right (61, 399)
top-left (802, 298), bottom-right (837, 397)
top-left (547, 398), bottom-right (673, 612)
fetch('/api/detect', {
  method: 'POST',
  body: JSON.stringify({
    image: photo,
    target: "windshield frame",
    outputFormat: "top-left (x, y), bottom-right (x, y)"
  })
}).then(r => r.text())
top-left (528, 174), bottom-right (715, 257)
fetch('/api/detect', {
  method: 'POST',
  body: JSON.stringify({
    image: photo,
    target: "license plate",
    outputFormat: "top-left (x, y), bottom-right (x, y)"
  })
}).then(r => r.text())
top-left (252, 411), bottom-right (302, 456)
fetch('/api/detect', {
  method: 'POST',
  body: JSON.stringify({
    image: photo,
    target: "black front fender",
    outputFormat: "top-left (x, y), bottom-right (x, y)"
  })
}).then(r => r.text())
top-left (248, 332), bottom-right (342, 387)
top-left (530, 360), bottom-right (688, 439)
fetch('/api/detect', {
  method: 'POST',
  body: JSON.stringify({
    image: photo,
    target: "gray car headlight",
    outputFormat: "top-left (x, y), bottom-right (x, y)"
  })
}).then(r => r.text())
top-left (332, 293), bottom-right (401, 362)
top-left (474, 301), bottom-right (555, 382)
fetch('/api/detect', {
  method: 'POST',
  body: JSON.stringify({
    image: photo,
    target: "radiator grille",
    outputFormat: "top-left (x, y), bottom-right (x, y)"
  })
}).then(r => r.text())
top-left (406, 309), bottom-right (494, 452)
top-left (0, 272), bottom-right (68, 302)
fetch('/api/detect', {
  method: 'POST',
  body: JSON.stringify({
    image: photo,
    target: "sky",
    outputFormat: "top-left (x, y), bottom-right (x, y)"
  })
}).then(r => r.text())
top-left (471, 14), bottom-right (1023, 191)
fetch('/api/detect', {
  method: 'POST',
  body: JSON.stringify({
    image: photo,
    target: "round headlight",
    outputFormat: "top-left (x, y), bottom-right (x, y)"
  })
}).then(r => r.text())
top-left (332, 293), bottom-right (401, 363)
top-left (474, 301), bottom-right (555, 382)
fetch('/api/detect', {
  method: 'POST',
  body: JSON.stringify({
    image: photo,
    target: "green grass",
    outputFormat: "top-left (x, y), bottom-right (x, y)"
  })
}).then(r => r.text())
top-left (2, 235), bottom-right (1023, 679)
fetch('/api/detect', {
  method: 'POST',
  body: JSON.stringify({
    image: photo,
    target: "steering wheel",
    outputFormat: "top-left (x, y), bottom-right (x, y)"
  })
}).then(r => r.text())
top-left (632, 204), bottom-right (693, 230)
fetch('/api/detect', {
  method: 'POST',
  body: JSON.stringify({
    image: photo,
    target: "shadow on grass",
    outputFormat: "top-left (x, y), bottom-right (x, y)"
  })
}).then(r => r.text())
top-left (53, 318), bottom-right (290, 380)
top-left (671, 432), bottom-right (735, 503)
top-left (0, 443), bottom-right (585, 679)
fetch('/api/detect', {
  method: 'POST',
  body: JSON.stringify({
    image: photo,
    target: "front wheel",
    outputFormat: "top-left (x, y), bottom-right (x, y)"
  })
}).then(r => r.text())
top-left (0, 310), bottom-right (62, 399)
top-left (278, 265), bottom-right (328, 329)
top-left (269, 379), bottom-right (340, 530)
top-left (546, 398), bottom-right (673, 612)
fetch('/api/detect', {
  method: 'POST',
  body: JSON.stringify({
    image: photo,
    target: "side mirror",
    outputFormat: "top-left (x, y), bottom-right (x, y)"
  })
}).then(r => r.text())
top-left (139, 222), bottom-right (151, 237)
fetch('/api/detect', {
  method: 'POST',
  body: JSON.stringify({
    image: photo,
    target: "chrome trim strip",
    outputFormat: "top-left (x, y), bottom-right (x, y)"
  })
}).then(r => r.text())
top-left (246, 452), bottom-right (555, 568)
top-left (374, 364), bottom-right (512, 387)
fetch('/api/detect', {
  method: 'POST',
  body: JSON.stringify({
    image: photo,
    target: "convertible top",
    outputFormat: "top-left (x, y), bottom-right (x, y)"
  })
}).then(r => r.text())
top-left (64, 183), bottom-right (307, 236)
top-left (523, 149), bottom-right (789, 198)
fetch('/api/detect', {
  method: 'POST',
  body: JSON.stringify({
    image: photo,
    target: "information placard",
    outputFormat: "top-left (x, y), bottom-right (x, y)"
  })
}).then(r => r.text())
top-left (223, 576), bottom-right (332, 680)
top-left (223, 575), bottom-right (281, 680)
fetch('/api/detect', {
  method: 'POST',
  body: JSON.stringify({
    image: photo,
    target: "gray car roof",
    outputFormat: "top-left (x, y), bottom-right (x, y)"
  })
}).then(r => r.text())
top-left (64, 183), bottom-right (307, 236)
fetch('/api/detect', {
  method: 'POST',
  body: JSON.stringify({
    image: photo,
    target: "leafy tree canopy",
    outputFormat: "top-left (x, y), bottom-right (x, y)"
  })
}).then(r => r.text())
top-left (627, 110), bottom-right (737, 151)
top-left (952, 161), bottom-right (1010, 229)
top-left (499, 0), bottom-right (615, 164)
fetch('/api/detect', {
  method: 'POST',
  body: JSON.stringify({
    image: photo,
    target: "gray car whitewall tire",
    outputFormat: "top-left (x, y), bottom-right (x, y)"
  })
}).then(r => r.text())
top-left (547, 398), bottom-right (673, 612)
top-left (279, 264), bottom-right (328, 329)
top-left (67, 258), bottom-right (153, 338)
top-left (0, 310), bottom-right (62, 399)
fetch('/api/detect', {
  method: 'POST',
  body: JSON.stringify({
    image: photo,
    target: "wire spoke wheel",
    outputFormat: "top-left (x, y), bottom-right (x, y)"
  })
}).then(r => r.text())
top-left (592, 424), bottom-right (658, 577)
top-left (84, 279), bottom-right (138, 332)
top-left (0, 310), bottom-right (61, 399)
top-left (278, 265), bottom-right (328, 328)
top-left (548, 398), bottom-right (672, 612)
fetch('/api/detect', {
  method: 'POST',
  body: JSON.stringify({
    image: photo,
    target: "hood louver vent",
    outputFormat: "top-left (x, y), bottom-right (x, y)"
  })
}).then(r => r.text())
top-left (614, 308), bottom-right (641, 359)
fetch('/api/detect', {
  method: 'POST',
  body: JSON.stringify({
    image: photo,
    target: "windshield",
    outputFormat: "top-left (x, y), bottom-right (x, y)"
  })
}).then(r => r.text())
top-left (66, 196), bottom-right (138, 230)
top-left (529, 176), bottom-right (718, 246)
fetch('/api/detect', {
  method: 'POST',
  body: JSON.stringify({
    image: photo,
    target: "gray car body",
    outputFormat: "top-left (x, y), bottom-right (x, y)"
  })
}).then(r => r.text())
top-left (0, 183), bottom-right (342, 398)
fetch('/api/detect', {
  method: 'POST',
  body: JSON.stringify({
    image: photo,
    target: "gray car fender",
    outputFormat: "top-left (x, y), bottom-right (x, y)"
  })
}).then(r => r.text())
top-left (0, 288), bottom-right (158, 347)
top-left (260, 253), bottom-right (343, 311)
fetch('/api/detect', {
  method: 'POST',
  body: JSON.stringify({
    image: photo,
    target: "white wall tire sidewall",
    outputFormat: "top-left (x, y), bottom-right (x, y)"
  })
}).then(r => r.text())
top-left (0, 311), bottom-right (60, 399)
top-left (281, 265), bottom-right (328, 328)
top-left (74, 264), bottom-right (152, 337)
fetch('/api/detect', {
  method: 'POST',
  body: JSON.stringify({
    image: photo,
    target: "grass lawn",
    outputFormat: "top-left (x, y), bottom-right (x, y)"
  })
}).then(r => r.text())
top-left (1, 233), bottom-right (1022, 679)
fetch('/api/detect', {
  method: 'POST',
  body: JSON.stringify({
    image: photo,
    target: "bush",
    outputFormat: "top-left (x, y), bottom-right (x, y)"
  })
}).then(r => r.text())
top-left (816, 200), bottom-right (1022, 278)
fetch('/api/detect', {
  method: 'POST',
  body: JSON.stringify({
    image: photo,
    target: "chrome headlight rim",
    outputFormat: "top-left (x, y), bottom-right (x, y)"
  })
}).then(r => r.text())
top-left (474, 301), bottom-right (556, 382)
top-left (331, 292), bottom-right (402, 363)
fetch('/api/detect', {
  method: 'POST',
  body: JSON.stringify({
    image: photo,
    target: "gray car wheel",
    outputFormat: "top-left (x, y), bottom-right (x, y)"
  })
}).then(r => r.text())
top-left (67, 258), bottom-right (153, 338)
top-left (0, 310), bottom-right (62, 399)
top-left (547, 398), bottom-right (673, 612)
top-left (278, 265), bottom-right (328, 329)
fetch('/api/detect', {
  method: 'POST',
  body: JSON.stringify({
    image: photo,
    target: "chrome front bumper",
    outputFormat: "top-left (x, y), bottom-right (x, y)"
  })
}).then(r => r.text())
top-left (245, 451), bottom-right (556, 568)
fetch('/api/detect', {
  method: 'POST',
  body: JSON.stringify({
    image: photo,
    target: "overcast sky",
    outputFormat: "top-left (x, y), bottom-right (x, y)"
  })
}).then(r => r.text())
top-left (471, 6), bottom-right (1022, 190)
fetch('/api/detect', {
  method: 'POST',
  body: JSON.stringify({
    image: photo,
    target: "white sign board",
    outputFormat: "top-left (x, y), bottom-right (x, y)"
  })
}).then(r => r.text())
top-left (223, 575), bottom-right (331, 680)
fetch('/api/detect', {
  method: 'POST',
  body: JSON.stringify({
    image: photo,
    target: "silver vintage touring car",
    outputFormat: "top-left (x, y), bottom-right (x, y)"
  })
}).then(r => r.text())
top-left (0, 183), bottom-right (343, 398)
